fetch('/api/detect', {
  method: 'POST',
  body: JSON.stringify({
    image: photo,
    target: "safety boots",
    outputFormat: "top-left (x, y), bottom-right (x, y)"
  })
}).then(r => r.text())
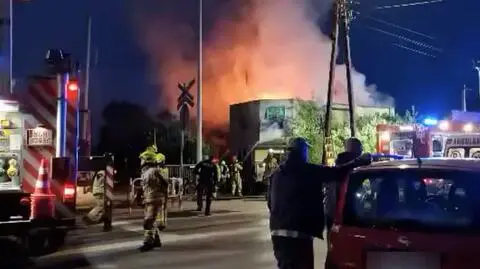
top-left (153, 234), bottom-right (162, 247)
top-left (139, 233), bottom-right (162, 252)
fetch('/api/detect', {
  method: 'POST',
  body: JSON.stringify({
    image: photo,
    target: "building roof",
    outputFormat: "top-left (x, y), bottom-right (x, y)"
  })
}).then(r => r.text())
top-left (230, 98), bottom-right (394, 109)
top-left (356, 158), bottom-right (480, 172)
top-left (451, 110), bottom-right (480, 123)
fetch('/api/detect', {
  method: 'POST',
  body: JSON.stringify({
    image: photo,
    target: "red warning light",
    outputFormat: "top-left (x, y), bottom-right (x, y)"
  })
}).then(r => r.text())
top-left (67, 80), bottom-right (79, 92)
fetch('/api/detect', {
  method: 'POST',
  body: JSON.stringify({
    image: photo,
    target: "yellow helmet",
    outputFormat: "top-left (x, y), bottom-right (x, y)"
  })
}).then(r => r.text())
top-left (146, 144), bottom-right (158, 153)
top-left (155, 153), bottom-right (166, 164)
top-left (139, 150), bottom-right (156, 164)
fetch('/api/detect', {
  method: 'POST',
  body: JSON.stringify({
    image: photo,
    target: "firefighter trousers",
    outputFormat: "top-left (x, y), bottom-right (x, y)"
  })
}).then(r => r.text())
top-left (86, 194), bottom-right (105, 223)
top-left (143, 199), bottom-right (166, 244)
top-left (231, 176), bottom-right (242, 196)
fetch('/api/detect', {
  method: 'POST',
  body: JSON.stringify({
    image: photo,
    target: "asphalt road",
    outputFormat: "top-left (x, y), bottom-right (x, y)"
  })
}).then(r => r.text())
top-left (26, 200), bottom-right (328, 269)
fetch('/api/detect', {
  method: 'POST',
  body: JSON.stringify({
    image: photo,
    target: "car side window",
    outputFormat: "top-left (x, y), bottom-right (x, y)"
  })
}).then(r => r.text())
top-left (470, 148), bottom-right (480, 158)
top-left (447, 148), bottom-right (465, 158)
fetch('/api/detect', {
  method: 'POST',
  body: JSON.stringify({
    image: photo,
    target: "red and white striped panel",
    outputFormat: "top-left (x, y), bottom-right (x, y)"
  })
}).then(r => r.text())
top-left (22, 76), bottom-right (77, 193)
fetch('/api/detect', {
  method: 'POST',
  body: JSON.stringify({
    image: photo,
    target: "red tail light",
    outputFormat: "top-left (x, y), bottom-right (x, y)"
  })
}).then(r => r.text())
top-left (63, 183), bottom-right (76, 201)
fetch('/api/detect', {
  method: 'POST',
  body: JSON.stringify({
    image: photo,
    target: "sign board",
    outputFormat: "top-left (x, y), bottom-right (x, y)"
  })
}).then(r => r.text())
top-left (27, 127), bottom-right (53, 147)
top-left (446, 136), bottom-right (480, 146)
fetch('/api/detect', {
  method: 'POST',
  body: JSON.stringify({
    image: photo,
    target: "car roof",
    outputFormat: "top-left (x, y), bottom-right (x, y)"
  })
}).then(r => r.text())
top-left (355, 158), bottom-right (480, 173)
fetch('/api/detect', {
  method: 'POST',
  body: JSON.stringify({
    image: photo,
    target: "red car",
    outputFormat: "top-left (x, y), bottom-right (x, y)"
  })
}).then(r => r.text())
top-left (326, 158), bottom-right (480, 269)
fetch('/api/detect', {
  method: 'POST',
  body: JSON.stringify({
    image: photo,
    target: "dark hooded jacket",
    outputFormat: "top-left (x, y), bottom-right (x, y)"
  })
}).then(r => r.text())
top-left (268, 153), bottom-right (364, 239)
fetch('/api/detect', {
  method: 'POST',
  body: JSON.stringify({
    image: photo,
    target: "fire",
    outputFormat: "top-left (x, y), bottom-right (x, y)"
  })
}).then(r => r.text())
top-left (132, 0), bottom-right (393, 129)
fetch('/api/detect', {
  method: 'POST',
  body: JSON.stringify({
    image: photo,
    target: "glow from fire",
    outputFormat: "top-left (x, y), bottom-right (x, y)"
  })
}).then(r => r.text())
top-left (132, 0), bottom-right (393, 128)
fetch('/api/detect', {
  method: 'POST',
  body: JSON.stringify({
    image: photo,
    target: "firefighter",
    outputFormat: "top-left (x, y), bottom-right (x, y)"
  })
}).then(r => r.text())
top-left (84, 170), bottom-right (106, 224)
top-left (230, 156), bottom-right (243, 197)
top-left (219, 160), bottom-right (230, 193)
top-left (156, 153), bottom-right (169, 231)
top-left (263, 149), bottom-right (279, 199)
top-left (194, 155), bottom-right (218, 216)
top-left (212, 157), bottom-right (221, 199)
top-left (139, 146), bottom-right (169, 251)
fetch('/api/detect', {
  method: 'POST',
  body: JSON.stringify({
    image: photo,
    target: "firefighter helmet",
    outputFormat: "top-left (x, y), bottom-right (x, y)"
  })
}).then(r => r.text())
top-left (155, 153), bottom-right (166, 164)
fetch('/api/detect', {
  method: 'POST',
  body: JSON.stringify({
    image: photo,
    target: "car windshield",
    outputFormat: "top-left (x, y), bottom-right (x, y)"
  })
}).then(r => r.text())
top-left (343, 168), bottom-right (480, 233)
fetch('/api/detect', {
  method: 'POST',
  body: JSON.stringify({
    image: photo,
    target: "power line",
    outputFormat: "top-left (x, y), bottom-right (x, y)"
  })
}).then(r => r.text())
top-left (375, 0), bottom-right (444, 10)
top-left (367, 26), bottom-right (443, 52)
top-left (392, 43), bottom-right (437, 58)
top-left (363, 14), bottom-right (435, 40)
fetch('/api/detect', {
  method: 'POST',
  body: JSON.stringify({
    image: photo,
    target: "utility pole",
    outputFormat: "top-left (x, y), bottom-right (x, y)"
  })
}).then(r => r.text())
top-left (196, 0), bottom-right (203, 163)
top-left (462, 84), bottom-right (471, 112)
top-left (474, 61), bottom-right (480, 101)
top-left (322, 0), bottom-right (356, 164)
top-left (0, 0), bottom-right (13, 95)
top-left (322, 1), bottom-right (339, 166)
top-left (81, 16), bottom-right (92, 156)
top-left (8, 0), bottom-right (12, 94)
top-left (340, 0), bottom-right (356, 137)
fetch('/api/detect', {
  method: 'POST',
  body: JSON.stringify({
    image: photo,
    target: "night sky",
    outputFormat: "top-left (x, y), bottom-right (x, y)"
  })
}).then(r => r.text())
top-left (13, 0), bottom-right (480, 130)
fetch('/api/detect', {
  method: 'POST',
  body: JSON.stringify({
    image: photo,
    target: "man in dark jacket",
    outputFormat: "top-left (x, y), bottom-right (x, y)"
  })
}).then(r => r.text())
top-left (194, 155), bottom-right (218, 216)
top-left (325, 137), bottom-right (363, 235)
top-left (268, 137), bottom-right (370, 269)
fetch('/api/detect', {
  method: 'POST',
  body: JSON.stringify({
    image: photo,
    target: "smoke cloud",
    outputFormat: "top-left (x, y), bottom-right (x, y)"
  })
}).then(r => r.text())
top-left (131, 0), bottom-right (393, 128)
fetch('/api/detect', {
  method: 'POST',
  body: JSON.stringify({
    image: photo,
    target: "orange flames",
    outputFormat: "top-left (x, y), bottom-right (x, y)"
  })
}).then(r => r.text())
top-left (132, 0), bottom-right (393, 129)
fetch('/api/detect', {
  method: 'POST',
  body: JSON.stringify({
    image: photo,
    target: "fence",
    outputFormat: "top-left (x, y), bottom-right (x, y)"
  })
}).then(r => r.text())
top-left (165, 164), bottom-right (196, 180)
top-left (128, 164), bottom-right (197, 213)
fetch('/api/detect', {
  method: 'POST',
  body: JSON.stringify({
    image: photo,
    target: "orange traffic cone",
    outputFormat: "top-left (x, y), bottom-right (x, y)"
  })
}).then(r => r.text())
top-left (34, 158), bottom-right (51, 194)
top-left (30, 158), bottom-right (55, 219)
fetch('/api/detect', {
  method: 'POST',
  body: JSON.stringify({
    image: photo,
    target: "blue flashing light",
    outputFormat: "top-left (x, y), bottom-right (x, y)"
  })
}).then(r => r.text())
top-left (423, 117), bottom-right (438, 126)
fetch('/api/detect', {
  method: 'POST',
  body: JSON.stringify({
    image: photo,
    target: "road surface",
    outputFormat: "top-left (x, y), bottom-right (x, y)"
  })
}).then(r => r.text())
top-left (28, 199), bottom-right (328, 269)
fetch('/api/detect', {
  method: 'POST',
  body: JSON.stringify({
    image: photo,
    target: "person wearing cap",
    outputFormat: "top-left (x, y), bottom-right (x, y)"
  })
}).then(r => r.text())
top-left (139, 148), bottom-right (169, 251)
top-left (268, 137), bottom-right (371, 269)
top-left (325, 137), bottom-right (363, 238)
top-left (194, 155), bottom-right (218, 215)
top-left (229, 155), bottom-right (243, 197)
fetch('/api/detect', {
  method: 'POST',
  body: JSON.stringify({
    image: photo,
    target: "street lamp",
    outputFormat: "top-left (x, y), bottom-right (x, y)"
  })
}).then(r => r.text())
top-left (473, 60), bottom-right (480, 100)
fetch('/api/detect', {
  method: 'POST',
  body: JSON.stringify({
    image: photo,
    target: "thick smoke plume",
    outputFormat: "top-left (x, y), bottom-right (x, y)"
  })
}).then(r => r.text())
top-left (132, 0), bottom-right (393, 128)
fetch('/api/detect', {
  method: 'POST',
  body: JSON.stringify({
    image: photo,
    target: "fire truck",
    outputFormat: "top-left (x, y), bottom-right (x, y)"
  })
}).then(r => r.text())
top-left (376, 120), bottom-right (480, 159)
top-left (0, 78), bottom-right (79, 256)
top-left (0, 49), bottom-right (95, 259)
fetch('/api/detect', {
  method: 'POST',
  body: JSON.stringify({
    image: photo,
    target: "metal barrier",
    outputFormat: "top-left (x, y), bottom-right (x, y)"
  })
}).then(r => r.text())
top-left (165, 164), bottom-right (196, 180)
top-left (166, 164), bottom-right (197, 197)
top-left (128, 175), bottom-right (189, 213)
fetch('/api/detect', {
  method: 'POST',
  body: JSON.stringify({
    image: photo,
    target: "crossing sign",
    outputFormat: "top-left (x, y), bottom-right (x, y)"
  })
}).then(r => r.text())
top-left (177, 79), bottom-right (195, 111)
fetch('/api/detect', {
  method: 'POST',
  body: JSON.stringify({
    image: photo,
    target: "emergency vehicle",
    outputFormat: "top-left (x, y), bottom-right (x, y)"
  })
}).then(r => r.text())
top-left (376, 120), bottom-right (480, 159)
top-left (0, 74), bottom-right (80, 255)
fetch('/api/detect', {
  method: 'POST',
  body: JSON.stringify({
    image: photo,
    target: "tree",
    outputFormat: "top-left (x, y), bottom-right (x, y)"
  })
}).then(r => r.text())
top-left (289, 100), bottom-right (409, 162)
top-left (288, 99), bottom-right (324, 164)
top-left (97, 101), bottom-right (154, 182)
top-left (404, 105), bottom-right (419, 123)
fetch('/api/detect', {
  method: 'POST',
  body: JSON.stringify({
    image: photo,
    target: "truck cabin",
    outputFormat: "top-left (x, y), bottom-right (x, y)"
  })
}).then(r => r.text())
top-left (376, 124), bottom-right (430, 158)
